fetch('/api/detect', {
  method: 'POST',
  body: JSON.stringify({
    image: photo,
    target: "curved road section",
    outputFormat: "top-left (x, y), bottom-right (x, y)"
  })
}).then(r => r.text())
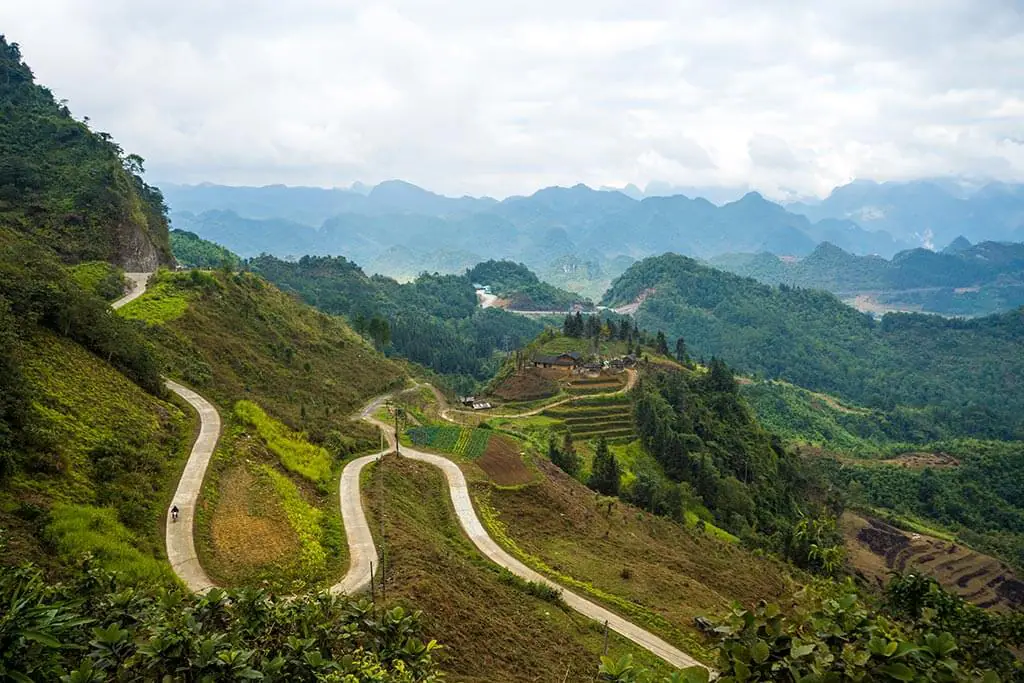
top-left (111, 272), bottom-right (152, 310)
top-left (115, 277), bottom-right (703, 671)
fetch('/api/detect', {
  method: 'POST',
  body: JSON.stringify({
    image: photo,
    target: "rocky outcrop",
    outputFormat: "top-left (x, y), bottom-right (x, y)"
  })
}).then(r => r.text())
top-left (112, 221), bottom-right (171, 271)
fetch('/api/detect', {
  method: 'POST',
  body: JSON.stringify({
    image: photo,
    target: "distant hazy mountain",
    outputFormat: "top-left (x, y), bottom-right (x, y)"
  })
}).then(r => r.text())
top-left (163, 179), bottom-right (495, 226)
top-left (708, 239), bottom-right (1024, 316)
top-left (787, 179), bottom-right (1024, 248)
top-left (166, 180), bottom-right (925, 285)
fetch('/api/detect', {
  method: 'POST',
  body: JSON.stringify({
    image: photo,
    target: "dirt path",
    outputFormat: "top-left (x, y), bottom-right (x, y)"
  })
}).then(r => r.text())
top-left (442, 368), bottom-right (637, 421)
top-left (111, 272), bottom-right (152, 310)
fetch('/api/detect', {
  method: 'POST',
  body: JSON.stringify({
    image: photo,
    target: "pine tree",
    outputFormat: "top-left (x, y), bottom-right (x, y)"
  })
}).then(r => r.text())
top-left (675, 336), bottom-right (689, 364)
top-left (588, 436), bottom-right (620, 496)
top-left (562, 428), bottom-right (575, 462)
top-left (549, 435), bottom-right (578, 475)
top-left (655, 330), bottom-right (669, 356)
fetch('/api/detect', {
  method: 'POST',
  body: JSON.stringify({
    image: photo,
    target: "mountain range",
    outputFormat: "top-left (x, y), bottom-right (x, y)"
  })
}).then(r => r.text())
top-left (787, 179), bottom-right (1024, 248)
top-left (709, 238), bottom-right (1024, 316)
top-left (166, 178), bottom-right (1024, 299)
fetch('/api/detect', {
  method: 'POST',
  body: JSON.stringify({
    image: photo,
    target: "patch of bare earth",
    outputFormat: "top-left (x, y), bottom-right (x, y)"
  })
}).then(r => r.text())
top-left (476, 435), bottom-right (533, 486)
top-left (876, 452), bottom-right (959, 469)
top-left (491, 368), bottom-right (560, 401)
top-left (842, 512), bottom-right (1024, 611)
top-left (210, 466), bottom-right (298, 571)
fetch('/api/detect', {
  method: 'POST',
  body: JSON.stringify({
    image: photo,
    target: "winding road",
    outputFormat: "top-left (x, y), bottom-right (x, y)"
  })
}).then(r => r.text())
top-left (113, 274), bottom-right (704, 672)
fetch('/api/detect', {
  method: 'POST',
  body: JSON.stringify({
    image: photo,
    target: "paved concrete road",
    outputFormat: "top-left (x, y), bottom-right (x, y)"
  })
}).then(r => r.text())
top-left (155, 346), bottom-right (703, 668)
top-left (357, 410), bottom-right (705, 671)
top-left (164, 380), bottom-right (219, 593)
top-left (111, 272), bottom-right (152, 309)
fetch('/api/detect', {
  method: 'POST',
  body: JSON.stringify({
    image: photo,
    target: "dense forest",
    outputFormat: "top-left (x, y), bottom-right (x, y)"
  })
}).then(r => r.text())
top-left (248, 254), bottom-right (544, 392)
top-left (169, 228), bottom-right (241, 269)
top-left (0, 36), bottom-right (172, 269)
top-left (605, 254), bottom-right (1024, 439)
top-left (466, 259), bottom-right (590, 310)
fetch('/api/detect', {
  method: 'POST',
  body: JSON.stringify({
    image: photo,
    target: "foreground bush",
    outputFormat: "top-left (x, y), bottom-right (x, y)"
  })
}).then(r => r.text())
top-left (0, 557), bottom-right (443, 682)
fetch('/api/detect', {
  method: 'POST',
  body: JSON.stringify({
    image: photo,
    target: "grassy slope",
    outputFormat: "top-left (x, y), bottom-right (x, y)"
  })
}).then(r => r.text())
top-left (0, 327), bottom-right (189, 583)
top-left (473, 458), bottom-right (794, 659)
top-left (125, 269), bottom-right (405, 435)
top-left (120, 268), bottom-right (406, 588)
top-left (364, 456), bottom-right (674, 682)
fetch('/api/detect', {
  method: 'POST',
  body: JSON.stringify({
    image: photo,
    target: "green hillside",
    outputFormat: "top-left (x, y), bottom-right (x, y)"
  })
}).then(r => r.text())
top-left (605, 253), bottom-right (1024, 439)
top-left (248, 254), bottom-right (544, 392)
top-left (169, 228), bottom-right (241, 269)
top-left (122, 267), bottom-right (404, 439)
top-left (710, 241), bottom-right (1024, 316)
top-left (0, 36), bottom-right (172, 269)
top-left (467, 259), bottom-right (591, 310)
top-left (0, 230), bottom-right (187, 581)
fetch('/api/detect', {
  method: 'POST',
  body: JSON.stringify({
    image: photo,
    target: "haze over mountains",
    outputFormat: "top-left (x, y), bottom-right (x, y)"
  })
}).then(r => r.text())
top-left (166, 178), bottom-right (1024, 277)
top-left (710, 239), bottom-right (1024, 317)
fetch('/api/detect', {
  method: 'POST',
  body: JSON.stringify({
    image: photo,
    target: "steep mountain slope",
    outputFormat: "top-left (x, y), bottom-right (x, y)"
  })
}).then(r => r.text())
top-left (0, 36), bottom-right (172, 269)
top-left (604, 254), bottom-right (1024, 439)
top-left (0, 230), bottom-right (188, 580)
top-left (121, 268), bottom-right (405, 436)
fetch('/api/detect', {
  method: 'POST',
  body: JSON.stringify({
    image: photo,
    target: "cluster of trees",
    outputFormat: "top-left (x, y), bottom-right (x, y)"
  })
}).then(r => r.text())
top-left (248, 254), bottom-right (544, 392)
top-left (631, 362), bottom-right (844, 569)
top-left (589, 436), bottom-right (620, 496)
top-left (607, 253), bottom-right (1024, 439)
top-left (466, 259), bottom-right (591, 311)
top-left (1, 558), bottom-right (443, 682)
top-left (0, 36), bottom-right (172, 266)
top-left (548, 430), bottom-right (581, 476)
top-left (563, 312), bottom-right (636, 343)
top-left (169, 228), bottom-right (241, 270)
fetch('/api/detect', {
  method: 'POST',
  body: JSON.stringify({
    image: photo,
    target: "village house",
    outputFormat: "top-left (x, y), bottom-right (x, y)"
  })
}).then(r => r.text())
top-left (531, 351), bottom-right (582, 368)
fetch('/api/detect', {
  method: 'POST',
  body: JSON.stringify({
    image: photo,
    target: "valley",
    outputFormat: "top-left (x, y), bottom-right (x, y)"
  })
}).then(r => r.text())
top-left (4, 26), bottom-right (1024, 682)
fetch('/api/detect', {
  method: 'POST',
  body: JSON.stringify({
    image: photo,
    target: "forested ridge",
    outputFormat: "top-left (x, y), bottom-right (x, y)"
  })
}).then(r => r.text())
top-left (0, 36), bottom-right (172, 268)
top-left (248, 253), bottom-right (545, 392)
top-left (605, 253), bottom-right (1024, 439)
top-left (467, 259), bottom-right (591, 310)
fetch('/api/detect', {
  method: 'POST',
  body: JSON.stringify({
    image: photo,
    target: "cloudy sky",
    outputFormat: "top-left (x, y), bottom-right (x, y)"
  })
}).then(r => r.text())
top-left (4, 0), bottom-right (1024, 199)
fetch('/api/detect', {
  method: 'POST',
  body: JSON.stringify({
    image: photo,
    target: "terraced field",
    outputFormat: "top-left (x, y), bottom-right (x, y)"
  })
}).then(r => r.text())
top-left (544, 396), bottom-right (636, 442)
top-left (564, 375), bottom-right (626, 396)
top-left (842, 512), bottom-right (1024, 611)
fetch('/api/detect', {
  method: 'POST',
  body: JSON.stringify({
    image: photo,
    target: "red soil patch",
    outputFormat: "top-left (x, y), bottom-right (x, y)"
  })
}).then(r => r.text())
top-left (491, 368), bottom-right (560, 401)
top-left (476, 435), bottom-right (533, 486)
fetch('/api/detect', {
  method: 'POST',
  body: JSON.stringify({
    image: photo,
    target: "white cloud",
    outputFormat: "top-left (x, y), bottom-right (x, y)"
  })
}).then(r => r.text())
top-left (3, 0), bottom-right (1023, 198)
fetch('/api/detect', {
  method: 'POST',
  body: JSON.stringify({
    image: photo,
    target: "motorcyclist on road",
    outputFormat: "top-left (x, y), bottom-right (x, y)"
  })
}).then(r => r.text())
top-left (171, 505), bottom-right (179, 522)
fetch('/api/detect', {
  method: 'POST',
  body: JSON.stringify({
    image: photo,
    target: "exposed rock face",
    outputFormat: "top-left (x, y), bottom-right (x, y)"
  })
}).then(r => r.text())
top-left (113, 221), bottom-right (170, 271)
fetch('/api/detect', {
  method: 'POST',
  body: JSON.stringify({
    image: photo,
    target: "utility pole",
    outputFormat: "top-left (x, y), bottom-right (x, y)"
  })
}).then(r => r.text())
top-left (393, 405), bottom-right (403, 456)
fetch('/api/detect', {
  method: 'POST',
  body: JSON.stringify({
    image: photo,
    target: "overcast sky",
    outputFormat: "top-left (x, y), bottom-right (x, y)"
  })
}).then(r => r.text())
top-left (4, 0), bottom-right (1024, 199)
